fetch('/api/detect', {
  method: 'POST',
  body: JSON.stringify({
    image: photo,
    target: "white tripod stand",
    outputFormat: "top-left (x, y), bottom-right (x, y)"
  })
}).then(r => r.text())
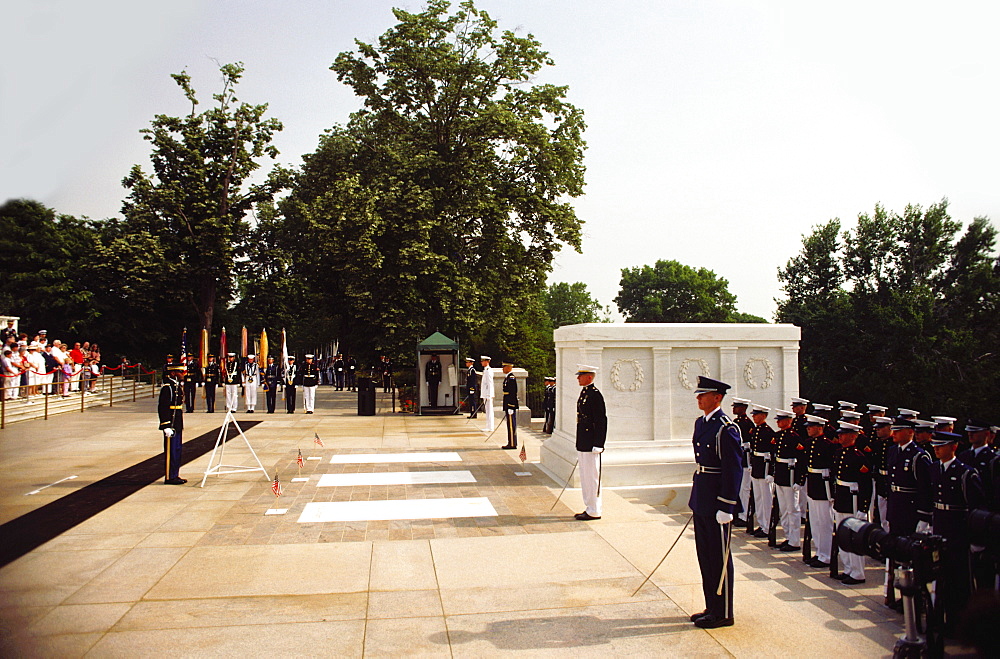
top-left (199, 408), bottom-right (269, 487)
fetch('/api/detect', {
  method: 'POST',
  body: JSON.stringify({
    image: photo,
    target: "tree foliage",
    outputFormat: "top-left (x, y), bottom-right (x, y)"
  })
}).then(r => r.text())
top-left (614, 259), bottom-right (762, 323)
top-left (542, 282), bottom-right (609, 328)
top-left (243, 0), bottom-right (587, 365)
top-left (121, 63), bottom-right (285, 334)
top-left (777, 200), bottom-right (1000, 416)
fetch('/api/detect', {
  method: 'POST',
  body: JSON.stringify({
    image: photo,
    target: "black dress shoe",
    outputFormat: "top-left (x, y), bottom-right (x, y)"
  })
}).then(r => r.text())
top-left (694, 614), bottom-right (734, 629)
top-left (751, 528), bottom-right (769, 538)
top-left (164, 478), bottom-right (186, 485)
top-left (830, 572), bottom-right (848, 580)
top-left (808, 559), bottom-right (831, 568)
top-left (779, 544), bottom-right (800, 552)
top-left (502, 445), bottom-right (516, 450)
top-left (306, 410), bottom-right (313, 414)
top-left (247, 409), bottom-right (254, 413)
top-left (840, 576), bottom-right (866, 585)
top-left (734, 517), bottom-right (747, 526)
top-left (689, 609), bottom-right (709, 622)
top-left (574, 511), bottom-right (601, 521)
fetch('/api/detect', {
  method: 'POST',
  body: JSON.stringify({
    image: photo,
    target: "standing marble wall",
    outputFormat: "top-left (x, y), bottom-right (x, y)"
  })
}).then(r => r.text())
top-left (542, 323), bottom-right (801, 489)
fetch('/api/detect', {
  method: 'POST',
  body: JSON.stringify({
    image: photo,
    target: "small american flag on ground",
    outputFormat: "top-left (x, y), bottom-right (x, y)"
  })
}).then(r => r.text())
top-left (271, 474), bottom-right (282, 497)
top-left (519, 443), bottom-right (526, 463)
top-left (314, 432), bottom-right (324, 447)
top-left (297, 448), bottom-right (304, 468)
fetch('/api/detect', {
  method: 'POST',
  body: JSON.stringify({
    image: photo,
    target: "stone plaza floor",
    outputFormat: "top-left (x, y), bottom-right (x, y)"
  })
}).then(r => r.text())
top-left (0, 387), bottom-right (948, 657)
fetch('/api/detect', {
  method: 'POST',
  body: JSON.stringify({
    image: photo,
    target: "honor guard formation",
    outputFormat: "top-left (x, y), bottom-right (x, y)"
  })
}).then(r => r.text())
top-left (717, 390), bottom-right (999, 637)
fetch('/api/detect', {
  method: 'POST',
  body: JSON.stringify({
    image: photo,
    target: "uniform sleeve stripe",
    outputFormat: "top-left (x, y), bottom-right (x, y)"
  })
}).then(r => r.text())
top-left (717, 496), bottom-right (736, 505)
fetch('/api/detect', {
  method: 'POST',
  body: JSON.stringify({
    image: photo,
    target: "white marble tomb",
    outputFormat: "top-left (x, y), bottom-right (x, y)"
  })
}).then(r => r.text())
top-left (539, 323), bottom-right (801, 491)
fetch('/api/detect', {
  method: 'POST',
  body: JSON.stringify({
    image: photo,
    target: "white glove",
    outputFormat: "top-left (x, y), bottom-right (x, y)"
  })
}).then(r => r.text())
top-left (163, 428), bottom-right (174, 438)
top-left (716, 510), bottom-right (734, 525)
top-left (915, 521), bottom-right (931, 534)
top-left (592, 447), bottom-right (604, 453)
top-left (765, 474), bottom-right (774, 484)
top-left (853, 511), bottom-right (867, 521)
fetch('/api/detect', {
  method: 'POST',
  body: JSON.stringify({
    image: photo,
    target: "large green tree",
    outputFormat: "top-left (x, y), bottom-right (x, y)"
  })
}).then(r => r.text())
top-left (777, 200), bottom-right (1000, 415)
top-left (247, 0), bottom-right (586, 364)
top-left (542, 282), bottom-right (609, 328)
top-left (121, 63), bottom-right (285, 334)
top-left (614, 259), bottom-right (763, 323)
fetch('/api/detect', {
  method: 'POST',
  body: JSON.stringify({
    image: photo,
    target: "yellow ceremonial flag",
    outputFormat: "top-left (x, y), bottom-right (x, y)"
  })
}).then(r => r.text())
top-left (260, 329), bottom-right (269, 363)
top-left (200, 328), bottom-right (209, 368)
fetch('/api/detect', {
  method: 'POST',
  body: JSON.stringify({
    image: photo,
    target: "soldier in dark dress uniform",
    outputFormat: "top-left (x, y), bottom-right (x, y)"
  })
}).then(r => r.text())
top-left (958, 419), bottom-right (997, 592)
top-left (542, 376), bottom-right (556, 434)
top-left (501, 361), bottom-right (518, 449)
top-left (861, 403), bottom-right (888, 438)
top-left (203, 354), bottom-right (220, 413)
top-left (284, 356), bottom-right (297, 413)
top-left (380, 356), bottom-right (393, 392)
top-left (811, 402), bottom-right (836, 440)
top-left (333, 354), bottom-right (345, 391)
top-left (748, 405), bottom-right (775, 538)
top-left (773, 409), bottom-right (806, 551)
top-left (425, 354), bottom-right (442, 406)
top-left (731, 398), bottom-right (754, 525)
top-left (346, 354), bottom-right (358, 391)
top-left (574, 365), bottom-right (607, 521)
top-left (804, 414), bottom-right (837, 568)
top-left (263, 356), bottom-right (281, 413)
top-left (182, 354), bottom-right (200, 413)
top-left (688, 376), bottom-right (743, 629)
top-left (158, 364), bottom-right (187, 484)
top-left (913, 419), bottom-right (936, 452)
top-left (928, 431), bottom-right (986, 635)
top-left (831, 421), bottom-right (873, 585)
top-left (867, 416), bottom-right (893, 529)
top-left (463, 357), bottom-right (479, 418)
top-left (886, 418), bottom-right (934, 536)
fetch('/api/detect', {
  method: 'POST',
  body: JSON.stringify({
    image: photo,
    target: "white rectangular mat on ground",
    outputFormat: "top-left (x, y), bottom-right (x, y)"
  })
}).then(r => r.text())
top-left (297, 497), bottom-right (497, 522)
top-left (317, 471), bottom-right (476, 487)
top-left (329, 452), bottom-right (462, 464)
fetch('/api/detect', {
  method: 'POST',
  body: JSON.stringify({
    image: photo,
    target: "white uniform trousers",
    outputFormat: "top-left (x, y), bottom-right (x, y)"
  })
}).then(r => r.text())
top-left (875, 495), bottom-right (888, 531)
top-left (834, 511), bottom-right (865, 580)
top-left (225, 384), bottom-right (240, 411)
top-left (577, 451), bottom-right (602, 517)
top-left (482, 401), bottom-right (495, 432)
top-left (807, 497), bottom-right (834, 563)
top-left (751, 478), bottom-right (773, 531)
top-left (244, 382), bottom-right (258, 410)
top-left (776, 484), bottom-right (801, 547)
top-left (738, 467), bottom-right (751, 517)
top-left (303, 385), bottom-right (316, 412)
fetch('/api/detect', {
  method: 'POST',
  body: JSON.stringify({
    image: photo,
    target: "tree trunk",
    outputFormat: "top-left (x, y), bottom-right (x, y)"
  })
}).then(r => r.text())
top-left (197, 278), bottom-right (216, 334)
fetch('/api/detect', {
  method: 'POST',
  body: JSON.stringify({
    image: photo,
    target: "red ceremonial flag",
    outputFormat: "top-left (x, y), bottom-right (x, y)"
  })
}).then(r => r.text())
top-left (519, 444), bottom-right (527, 463)
top-left (220, 327), bottom-right (228, 360)
top-left (241, 326), bottom-right (248, 358)
top-left (271, 473), bottom-right (282, 497)
top-left (314, 432), bottom-right (324, 447)
top-left (297, 449), bottom-right (304, 468)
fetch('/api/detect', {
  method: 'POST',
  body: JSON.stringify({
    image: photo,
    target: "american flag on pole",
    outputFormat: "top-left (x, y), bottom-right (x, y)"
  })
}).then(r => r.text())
top-left (271, 473), bottom-right (282, 497)
top-left (180, 327), bottom-right (188, 365)
top-left (297, 448), bottom-right (304, 468)
top-left (519, 443), bottom-right (527, 463)
top-left (314, 432), bottom-right (324, 447)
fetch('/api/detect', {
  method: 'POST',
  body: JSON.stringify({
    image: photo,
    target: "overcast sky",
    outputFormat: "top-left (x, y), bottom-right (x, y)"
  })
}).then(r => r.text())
top-left (4, 1), bottom-right (999, 320)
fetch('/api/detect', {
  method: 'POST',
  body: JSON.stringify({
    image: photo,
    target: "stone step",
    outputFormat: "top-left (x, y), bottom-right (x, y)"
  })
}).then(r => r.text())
top-left (0, 377), bottom-right (157, 426)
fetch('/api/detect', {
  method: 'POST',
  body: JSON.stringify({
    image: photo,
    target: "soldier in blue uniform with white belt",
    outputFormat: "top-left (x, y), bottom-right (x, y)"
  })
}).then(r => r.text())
top-left (501, 361), bottom-right (518, 449)
top-left (158, 364), bottom-right (187, 485)
top-left (928, 431), bottom-right (986, 635)
top-left (688, 376), bottom-right (743, 629)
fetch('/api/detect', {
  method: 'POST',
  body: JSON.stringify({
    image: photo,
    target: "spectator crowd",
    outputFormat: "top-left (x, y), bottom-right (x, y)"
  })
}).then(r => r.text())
top-left (0, 320), bottom-right (103, 401)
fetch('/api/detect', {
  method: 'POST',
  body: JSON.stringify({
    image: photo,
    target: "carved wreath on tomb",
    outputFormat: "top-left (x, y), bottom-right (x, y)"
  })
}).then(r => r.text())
top-left (743, 357), bottom-right (775, 389)
top-left (678, 358), bottom-right (711, 390)
top-left (610, 359), bottom-right (644, 392)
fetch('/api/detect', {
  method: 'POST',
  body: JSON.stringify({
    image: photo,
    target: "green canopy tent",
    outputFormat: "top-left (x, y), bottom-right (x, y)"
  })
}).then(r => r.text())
top-left (416, 332), bottom-right (460, 415)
